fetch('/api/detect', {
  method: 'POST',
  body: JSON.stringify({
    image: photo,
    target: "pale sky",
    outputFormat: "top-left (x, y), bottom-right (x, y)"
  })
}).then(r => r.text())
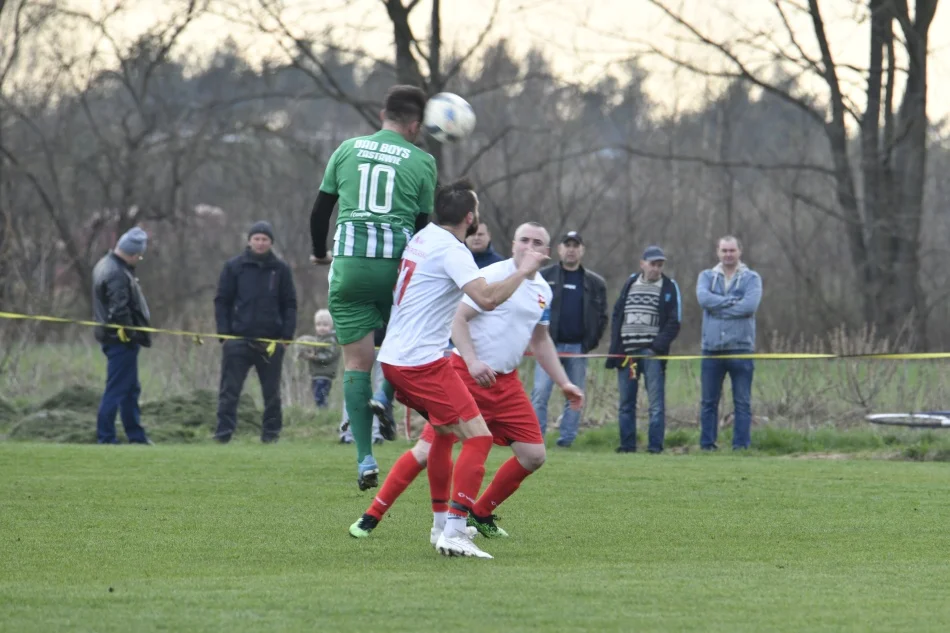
top-left (92, 0), bottom-right (950, 123)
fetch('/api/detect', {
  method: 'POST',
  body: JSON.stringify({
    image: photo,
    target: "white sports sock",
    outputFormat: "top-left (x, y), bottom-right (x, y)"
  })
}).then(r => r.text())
top-left (442, 513), bottom-right (467, 538)
top-left (433, 511), bottom-right (447, 531)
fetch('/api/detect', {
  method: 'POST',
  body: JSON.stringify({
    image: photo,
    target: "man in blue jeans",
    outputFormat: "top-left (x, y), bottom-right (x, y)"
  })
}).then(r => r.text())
top-left (696, 235), bottom-right (762, 450)
top-left (92, 227), bottom-right (153, 445)
top-left (532, 231), bottom-right (607, 447)
top-left (606, 246), bottom-right (681, 453)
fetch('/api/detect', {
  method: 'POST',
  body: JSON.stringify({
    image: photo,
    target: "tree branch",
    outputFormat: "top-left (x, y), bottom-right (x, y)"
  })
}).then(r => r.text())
top-left (440, 0), bottom-right (500, 88)
top-left (644, 0), bottom-right (825, 127)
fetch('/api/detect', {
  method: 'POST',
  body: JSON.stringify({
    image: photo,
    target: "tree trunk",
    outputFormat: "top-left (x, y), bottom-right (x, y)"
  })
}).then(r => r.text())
top-left (385, 0), bottom-right (443, 172)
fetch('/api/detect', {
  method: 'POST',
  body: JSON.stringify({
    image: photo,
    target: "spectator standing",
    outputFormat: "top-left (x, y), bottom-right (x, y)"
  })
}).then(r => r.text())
top-left (605, 246), bottom-right (681, 453)
top-left (696, 236), bottom-right (762, 450)
top-left (296, 309), bottom-right (341, 408)
top-left (531, 231), bottom-right (607, 447)
top-left (92, 227), bottom-right (153, 445)
top-left (214, 221), bottom-right (298, 443)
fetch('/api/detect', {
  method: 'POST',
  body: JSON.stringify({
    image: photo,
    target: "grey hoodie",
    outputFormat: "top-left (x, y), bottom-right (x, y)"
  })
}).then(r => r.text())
top-left (696, 263), bottom-right (762, 352)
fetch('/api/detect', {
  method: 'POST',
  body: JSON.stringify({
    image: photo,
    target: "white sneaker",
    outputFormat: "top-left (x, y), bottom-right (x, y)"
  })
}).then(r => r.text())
top-left (430, 526), bottom-right (476, 547)
top-left (435, 531), bottom-right (493, 559)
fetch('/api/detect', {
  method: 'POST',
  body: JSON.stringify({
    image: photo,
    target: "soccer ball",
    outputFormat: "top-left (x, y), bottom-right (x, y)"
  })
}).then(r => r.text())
top-left (423, 92), bottom-right (476, 143)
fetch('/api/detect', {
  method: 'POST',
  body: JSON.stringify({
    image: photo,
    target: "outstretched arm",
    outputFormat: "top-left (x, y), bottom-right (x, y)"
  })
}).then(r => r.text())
top-left (529, 323), bottom-right (584, 410)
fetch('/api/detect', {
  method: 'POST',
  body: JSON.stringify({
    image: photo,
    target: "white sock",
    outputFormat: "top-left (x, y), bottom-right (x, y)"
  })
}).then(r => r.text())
top-left (442, 513), bottom-right (467, 538)
top-left (433, 511), bottom-right (447, 531)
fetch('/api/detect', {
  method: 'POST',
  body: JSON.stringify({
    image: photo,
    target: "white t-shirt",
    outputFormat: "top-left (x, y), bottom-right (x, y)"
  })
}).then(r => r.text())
top-left (453, 258), bottom-right (553, 374)
top-left (378, 224), bottom-right (483, 367)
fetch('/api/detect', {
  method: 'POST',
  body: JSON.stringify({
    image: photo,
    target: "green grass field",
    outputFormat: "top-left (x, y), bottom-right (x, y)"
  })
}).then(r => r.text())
top-left (3, 442), bottom-right (949, 632)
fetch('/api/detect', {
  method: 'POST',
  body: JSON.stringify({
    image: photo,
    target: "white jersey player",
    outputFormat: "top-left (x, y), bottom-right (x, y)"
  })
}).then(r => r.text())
top-left (350, 222), bottom-right (584, 544)
top-left (377, 179), bottom-right (547, 559)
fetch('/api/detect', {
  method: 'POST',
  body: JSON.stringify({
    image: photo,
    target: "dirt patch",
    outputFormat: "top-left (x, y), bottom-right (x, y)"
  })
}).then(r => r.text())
top-left (37, 385), bottom-right (102, 413)
top-left (6, 386), bottom-right (260, 444)
top-left (9, 409), bottom-right (97, 443)
top-left (141, 390), bottom-right (260, 443)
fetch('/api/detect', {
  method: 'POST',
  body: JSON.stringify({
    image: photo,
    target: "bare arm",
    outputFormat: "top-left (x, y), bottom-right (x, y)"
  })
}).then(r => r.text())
top-left (461, 250), bottom-right (549, 311)
top-left (461, 273), bottom-right (526, 312)
top-left (451, 304), bottom-right (482, 364)
top-left (451, 303), bottom-right (497, 386)
top-left (530, 323), bottom-right (584, 410)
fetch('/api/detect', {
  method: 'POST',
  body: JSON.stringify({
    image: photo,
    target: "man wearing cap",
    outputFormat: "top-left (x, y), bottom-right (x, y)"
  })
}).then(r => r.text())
top-left (214, 221), bottom-right (298, 443)
top-left (532, 230), bottom-right (607, 447)
top-left (606, 246), bottom-right (681, 453)
top-left (92, 226), bottom-right (153, 445)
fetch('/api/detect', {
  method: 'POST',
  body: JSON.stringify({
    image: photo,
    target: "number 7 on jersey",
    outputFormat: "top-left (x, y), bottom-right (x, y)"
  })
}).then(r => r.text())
top-left (394, 259), bottom-right (417, 306)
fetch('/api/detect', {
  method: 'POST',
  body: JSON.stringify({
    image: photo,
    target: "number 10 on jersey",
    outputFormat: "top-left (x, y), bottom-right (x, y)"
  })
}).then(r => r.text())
top-left (357, 163), bottom-right (395, 214)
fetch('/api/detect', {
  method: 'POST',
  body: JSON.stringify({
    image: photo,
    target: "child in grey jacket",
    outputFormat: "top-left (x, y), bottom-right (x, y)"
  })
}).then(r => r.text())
top-left (296, 310), bottom-right (341, 408)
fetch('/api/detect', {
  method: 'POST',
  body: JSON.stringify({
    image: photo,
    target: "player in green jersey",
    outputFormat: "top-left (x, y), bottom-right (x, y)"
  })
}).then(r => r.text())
top-left (310, 85), bottom-right (437, 490)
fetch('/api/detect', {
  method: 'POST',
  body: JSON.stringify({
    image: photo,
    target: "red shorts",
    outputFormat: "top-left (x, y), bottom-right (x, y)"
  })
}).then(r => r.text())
top-left (419, 354), bottom-right (543, 446)
top-left (382, 356), bottom-right (480, 427)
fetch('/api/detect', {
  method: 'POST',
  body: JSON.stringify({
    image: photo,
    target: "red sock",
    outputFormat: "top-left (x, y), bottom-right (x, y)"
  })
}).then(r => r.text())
top-left (366, 451), bottom-right (425, 520)
top-left (449, 435), bottom-right (493, 517)
top-left (427, 432), bottom-right (454, 513)
top-left (472, 456), bottom-right (533, 517)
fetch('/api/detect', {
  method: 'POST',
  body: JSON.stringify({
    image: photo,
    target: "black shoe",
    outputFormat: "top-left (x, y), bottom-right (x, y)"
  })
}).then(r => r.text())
top-left (647, 448), bottom-right (663, 454)
top-left (615, 446), bottom-right (636, 453)
top-left (700, 444), bottom-right (718, 451)
top-left (261, 435), bottom-right (280, 444)
top-left (349, 513), bottom-right (380, 538)
top-left (214, 433), bottom-right (232, 444)
top-left (369, 399), bottom-right (397, 441)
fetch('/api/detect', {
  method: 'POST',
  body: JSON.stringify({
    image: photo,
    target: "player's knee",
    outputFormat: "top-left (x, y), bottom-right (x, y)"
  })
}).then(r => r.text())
top-left (517, 445), bottom-right (546, 472)
top-left (456, 415), bottom-right (491, 440)
top-left (410, 440), bottom-right (430, 466)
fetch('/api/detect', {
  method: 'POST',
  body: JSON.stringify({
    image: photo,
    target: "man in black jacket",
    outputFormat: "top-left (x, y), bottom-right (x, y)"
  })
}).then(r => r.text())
top-left (214, 221), bottom-right (298, 443)
top-left (531, 231), bottom-right (607, 447)
top-left (465, 222), bottom-right (504, 268)
top-left (605, 245), bottom-right (681, 453)
top-left (92, 227), bottom-right (153, 445)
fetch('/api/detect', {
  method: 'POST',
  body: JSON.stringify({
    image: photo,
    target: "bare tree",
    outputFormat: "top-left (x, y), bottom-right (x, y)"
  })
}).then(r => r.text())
top-left (644, 0), bottom-right (940, 342)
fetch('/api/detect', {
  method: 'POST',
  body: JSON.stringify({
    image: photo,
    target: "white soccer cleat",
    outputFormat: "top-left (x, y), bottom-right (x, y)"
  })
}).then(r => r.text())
top-left (435, 531), bottom-right (493, 559)
top-left (430, 526), bottom-right (477, 547)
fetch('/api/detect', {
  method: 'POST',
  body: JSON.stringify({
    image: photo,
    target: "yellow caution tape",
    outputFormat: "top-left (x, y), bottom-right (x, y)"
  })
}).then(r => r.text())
top-left (0, 311), bottom-right (332, 357)
top-left (0, 310), bottom-right (944, 361)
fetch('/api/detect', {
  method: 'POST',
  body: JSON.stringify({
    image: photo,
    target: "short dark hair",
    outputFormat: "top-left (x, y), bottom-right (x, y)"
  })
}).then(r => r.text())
top-left (435, 178), bottom-right (477, 226)
top-left (384, 85), bottom-right (427, 126)
top-left (718, 235), bottom-right (742, 250)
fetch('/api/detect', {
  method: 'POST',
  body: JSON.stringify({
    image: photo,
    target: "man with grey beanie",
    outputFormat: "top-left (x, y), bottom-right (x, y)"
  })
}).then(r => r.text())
top-left (214, 221), bottom-right (298, 443)
top-left (92, 226), bottom-right (153, 445)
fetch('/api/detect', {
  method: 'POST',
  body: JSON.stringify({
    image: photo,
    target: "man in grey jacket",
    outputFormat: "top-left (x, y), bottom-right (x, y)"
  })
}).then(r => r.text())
top-left (696, 236), bottom-right (762, 450)
top-left (92, 227), bottom-right (152, 445)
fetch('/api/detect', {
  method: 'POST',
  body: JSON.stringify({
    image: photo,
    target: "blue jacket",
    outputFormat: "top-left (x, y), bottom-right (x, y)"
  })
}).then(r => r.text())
top-left (696, 263), bottom-right (762, 352)
top-left (606, 273), bottom-right (681, 369)
top-left (472, 243), bottom-right (504, 268)
top-left (214, 248), bottom-right (298, 341)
